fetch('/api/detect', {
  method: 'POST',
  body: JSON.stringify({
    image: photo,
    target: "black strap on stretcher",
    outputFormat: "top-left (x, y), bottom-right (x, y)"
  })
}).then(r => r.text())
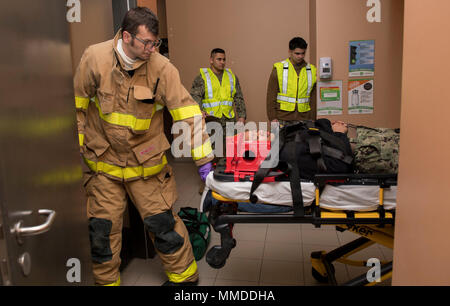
top-left (250, 123), bottom-right (305, 216)
top-left (304, 121), bottom-right (353, 172)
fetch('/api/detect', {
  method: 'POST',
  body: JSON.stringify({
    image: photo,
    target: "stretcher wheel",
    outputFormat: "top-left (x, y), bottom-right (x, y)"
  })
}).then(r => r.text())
top-left (312, 267), bottom-right (329, 283)
top-left (311, 263), bottom-right (335, 284)
top-left (205, 239), bottom-right (236, 269)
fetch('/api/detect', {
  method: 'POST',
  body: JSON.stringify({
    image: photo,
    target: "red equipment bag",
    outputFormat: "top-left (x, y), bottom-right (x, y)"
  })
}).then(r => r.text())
top-left (222, 130), bottom-right (282, 182)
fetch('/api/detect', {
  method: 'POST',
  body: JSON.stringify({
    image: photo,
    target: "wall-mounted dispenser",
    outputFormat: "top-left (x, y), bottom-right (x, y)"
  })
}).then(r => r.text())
top-left (319, 57), bottom-right (332, 79)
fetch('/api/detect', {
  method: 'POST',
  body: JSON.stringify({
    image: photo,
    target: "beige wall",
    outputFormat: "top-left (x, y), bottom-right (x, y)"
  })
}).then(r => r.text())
top-left (392, 0), bottom-right (450, 285)
top-left (69, 0), bottom-right (114, 74)
top-left (314, 0), bottom-right (404, 128)
top-left (166, 0), bottom-right (403, 128)
top-left (138, 0), bottom-right (158, 14)
top-left (166, 0), bottom-right (311, 123)
top-left (137, 0), bottom-right (168, 38)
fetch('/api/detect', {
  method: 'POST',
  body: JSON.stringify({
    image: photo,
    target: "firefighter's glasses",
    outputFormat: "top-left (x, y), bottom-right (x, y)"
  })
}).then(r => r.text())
top-left (132, 34), bottom-right (162, 49)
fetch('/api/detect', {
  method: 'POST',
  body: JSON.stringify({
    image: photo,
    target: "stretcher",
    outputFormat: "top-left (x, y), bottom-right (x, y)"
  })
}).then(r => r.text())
top-left (201, 159), bottom-right (396, 286)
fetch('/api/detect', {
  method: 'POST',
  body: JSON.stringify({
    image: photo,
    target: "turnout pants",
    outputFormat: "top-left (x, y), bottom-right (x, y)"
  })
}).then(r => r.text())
top-left (84, 165), bottom-right (198, 285)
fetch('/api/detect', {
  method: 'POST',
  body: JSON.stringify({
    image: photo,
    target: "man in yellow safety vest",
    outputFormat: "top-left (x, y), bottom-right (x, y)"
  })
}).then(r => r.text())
top-left (190, 48), bottom-right (247, 137)
top-left (267, 37), bottom-right (317, 127)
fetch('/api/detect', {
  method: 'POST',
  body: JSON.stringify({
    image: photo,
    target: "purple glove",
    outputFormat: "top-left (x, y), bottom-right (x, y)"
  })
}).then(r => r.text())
top-left (198, 162), bottom-right (213, 182)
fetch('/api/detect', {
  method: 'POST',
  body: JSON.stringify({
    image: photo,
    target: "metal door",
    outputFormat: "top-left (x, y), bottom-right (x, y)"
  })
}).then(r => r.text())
top-left (0, 1), bottom-right (93, 285)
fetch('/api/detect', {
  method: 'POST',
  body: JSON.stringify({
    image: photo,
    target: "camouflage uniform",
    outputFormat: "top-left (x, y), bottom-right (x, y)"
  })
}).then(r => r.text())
top-left (190, 73), bottom-right (247, 128)
top-left (350, 126), bottom-right (400, 174)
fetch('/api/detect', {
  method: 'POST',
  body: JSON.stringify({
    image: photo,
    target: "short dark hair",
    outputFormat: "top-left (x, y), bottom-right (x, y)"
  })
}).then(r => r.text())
top-left (121, 7), bottom-right (159, 36)
top-left (289, 37), bottom-right (308, 50)
top-left (210, 48), bottom-right (225, 58)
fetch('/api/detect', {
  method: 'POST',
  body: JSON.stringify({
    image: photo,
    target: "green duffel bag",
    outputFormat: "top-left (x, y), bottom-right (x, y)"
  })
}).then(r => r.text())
top-left (178, 207), bottom-right (211, 261)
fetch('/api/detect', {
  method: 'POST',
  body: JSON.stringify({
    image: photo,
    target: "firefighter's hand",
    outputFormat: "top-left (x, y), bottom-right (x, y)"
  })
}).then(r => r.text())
top-left (198, 162), bottom-right (213, 182)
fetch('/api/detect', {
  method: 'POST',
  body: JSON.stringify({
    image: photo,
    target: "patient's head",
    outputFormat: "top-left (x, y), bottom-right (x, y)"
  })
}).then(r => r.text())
top-left (331, 120), bottom-right (348, 134)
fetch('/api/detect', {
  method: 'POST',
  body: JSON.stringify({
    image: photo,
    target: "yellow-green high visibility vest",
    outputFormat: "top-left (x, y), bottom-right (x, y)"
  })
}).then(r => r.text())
top-left (274, 59), bottom-right (317, 113)
top-left (200, 68), bottom-right (236, 119)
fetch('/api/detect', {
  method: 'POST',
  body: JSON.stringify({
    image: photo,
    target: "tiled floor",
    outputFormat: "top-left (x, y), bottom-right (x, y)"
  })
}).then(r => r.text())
top-left (120, 158), bottom-right (393, 286)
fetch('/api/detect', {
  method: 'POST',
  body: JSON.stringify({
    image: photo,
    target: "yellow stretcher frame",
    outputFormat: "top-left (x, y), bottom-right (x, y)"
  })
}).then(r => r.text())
top-left (209, 184), bottom-right (395, 286)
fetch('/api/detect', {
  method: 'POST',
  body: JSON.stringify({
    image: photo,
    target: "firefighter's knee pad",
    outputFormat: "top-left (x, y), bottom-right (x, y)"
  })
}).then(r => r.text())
top-left (144, 211), bottom-right (184, 254)
top-left (89, 218), bottom-right (113, 263)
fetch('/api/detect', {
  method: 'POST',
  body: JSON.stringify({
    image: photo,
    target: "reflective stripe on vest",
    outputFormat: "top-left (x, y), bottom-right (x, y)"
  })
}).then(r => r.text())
top-left (276, 96), bottom-right (310, 103)
top-left (282, 61), bottom-right (289, 94)
top-left (166, 260), bottom-right (198, 283)
top-left (202, 69), bottom-right (214, 100)
top-left (226, 69), bottom-right (234, 95)
top-left (83, 155), bottom-right (168, 181)
top-left (306, 65), bottom-right (313, 99)
top-left (200, 68), bottom-right (236, 119)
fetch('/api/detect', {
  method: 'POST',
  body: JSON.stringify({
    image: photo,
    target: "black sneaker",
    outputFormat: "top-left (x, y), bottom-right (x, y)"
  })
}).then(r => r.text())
top-left (162, 279), bottom-right (199, 286)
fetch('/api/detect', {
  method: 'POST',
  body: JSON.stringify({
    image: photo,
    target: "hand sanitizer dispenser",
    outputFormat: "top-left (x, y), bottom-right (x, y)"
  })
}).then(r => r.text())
top-left (319, 57), bottom-right (332, 79)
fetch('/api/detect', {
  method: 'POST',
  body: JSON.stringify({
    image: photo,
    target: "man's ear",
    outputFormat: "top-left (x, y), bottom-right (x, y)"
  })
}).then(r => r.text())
top-left (122, 31), bottom-right (132, 43)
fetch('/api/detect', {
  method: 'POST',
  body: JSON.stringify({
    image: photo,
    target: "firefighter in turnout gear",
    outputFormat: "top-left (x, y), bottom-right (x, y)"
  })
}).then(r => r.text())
top-left (74, 7), bottom-right (213, 286)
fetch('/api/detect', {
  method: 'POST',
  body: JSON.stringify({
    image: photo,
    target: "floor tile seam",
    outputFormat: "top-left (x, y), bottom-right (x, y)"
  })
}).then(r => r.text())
top-left (235, 239), bottom-right (302, 245)
top-left (258, 224), bottom-right (270, 284)
top-left (215, 276), bottom-right (301, 286)
top-left (120, 268), bottom-right (145, 286)
top-left (213, 278), bottom-right (260, 284)
top-left (258, 281), bottom-right (305, 286)
top-left (229, 255), bottom-right (265, 261)
top-left (262, 241), bottom-right (304, 263)
top-left (261, 257), bottom-right (308, 266)
top-left (214, 275), bottom-right (261, 283)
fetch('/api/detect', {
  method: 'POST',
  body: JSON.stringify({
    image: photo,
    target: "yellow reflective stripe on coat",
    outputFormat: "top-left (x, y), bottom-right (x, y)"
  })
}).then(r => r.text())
top-left (169, 105), bottom-right (202, 121)
top-left (103, 276), bottom-right (121, 286)
top-left (78, 133), bottom-right (84, 146)
top-left (191, 140), bottom-right (213, 161)
top-left (166, 260), bottom-right (197, 283)
top-left (83, 155), bottom-right (168, 180)
top-left (75, 96), bottom-right (90, 110)
top-left (93, 97), bottom-right (152, 131)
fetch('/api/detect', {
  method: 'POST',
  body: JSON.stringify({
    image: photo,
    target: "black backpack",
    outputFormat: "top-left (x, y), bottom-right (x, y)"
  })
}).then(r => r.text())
top-left (280, 119), bottom-right (354, 180)
top-left (249, 119), bottom-right (353, 215)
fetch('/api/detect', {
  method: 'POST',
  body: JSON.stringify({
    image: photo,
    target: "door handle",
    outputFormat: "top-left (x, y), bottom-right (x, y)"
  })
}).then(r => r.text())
top-left (11, 209), bottom-right (56, 244)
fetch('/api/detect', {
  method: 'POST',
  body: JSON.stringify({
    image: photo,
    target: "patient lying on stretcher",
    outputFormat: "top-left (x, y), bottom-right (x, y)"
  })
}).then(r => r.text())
top-left (201, 119), bottom-right (353, 213)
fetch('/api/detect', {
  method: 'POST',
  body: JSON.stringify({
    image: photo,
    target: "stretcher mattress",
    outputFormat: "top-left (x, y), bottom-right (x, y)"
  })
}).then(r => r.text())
top-left (203, 172), bottom-right (397, 212)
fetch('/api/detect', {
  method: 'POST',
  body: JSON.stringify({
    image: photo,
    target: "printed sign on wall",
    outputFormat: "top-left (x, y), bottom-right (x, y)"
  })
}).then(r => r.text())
top-left (317, 81), bottom-right (343, 116)
top-left (349, 40), bottom-right (375, 77)
top-left (348, 79), bottom-right (374, 114)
